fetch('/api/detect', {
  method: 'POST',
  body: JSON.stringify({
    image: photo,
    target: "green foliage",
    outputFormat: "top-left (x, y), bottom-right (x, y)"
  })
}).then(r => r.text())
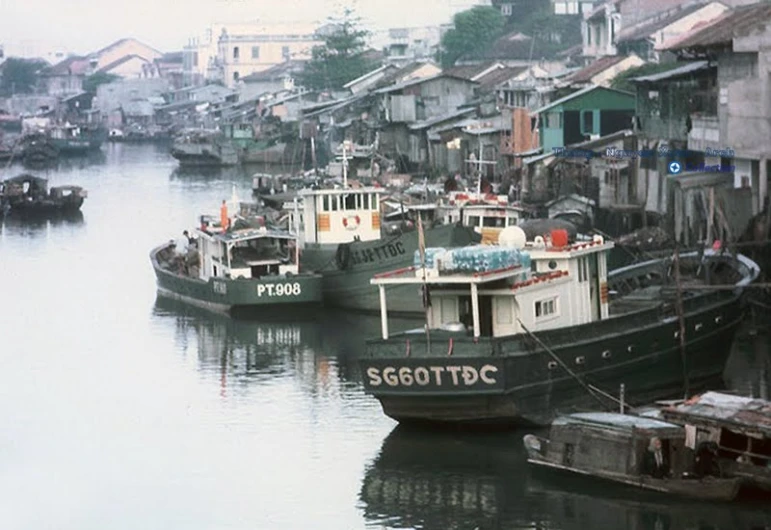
top-left (298, 8), bottom-right (378, 92)
top-left (439, 6), bottom-right (506, 68)
top-left (0, 58), bottom-right (47, 96)
top-left (508, 6), bottom-right (582, 51)
top-left (611, 63), bottom-right (679, 93)
top-left (83, 72), bottom-right (119, 94)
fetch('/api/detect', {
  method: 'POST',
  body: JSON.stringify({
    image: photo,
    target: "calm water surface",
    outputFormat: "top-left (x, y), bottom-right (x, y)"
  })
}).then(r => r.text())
top-left (1, 144), bottom-right (770, 530)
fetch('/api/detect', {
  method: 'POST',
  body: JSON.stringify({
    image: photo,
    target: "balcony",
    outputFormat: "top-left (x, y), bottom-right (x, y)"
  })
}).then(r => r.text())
top-left (688, 115), bottom-right (720, 152)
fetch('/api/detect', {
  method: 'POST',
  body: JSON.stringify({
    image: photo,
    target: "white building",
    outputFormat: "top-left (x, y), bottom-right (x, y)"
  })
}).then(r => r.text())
top-left (183, 22), bottom-right (321, 88)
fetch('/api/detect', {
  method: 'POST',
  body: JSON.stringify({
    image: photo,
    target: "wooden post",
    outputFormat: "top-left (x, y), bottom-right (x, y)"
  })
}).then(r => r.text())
top-left (620, 383), bottom-right (625, 414)
top-left (471, 282), bottom-right (481, 338)
top-left (707, 187), bottom-right (715, 246)
top-left (673, 246), bottom-right (689, 398)
top-left (379, 284), bottom-right (389, 339)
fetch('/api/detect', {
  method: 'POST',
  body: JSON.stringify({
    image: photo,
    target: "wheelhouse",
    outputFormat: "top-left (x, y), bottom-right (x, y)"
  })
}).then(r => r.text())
top-left (298, 187), bottom-right (384, 245)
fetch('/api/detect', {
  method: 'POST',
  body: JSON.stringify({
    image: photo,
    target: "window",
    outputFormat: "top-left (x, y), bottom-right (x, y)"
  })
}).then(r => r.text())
top-left (501, 3), bottom-right (512, 16)
top-left (330, 195), bottom-right (339, 211)
top-left (233, 46), bottom-right (240, 60)
top-left (363, 194), bottom-right (371, 210)
top-left (741, 176), bottom-right (750, 188)
top-left (252, 46), bottom-right (260, 59)
top-left (483, 217), bottom-right (505, 228)
top-left (546, 112), bottom-right (560, 128)
top-left (467, 215), bottom-right (481, 227)
top-left (582, 111), bottom-right (594, 134)
top-left (282, 46), bottom-right (290, 60)
top-left (535, 297), bottom-right (557, 318)
top-left (343, 194), bottom-right (356, 210)
top-left (233, 71), bottom-right (240, 81)
top-left (193, 52), bottom-right (199, 67)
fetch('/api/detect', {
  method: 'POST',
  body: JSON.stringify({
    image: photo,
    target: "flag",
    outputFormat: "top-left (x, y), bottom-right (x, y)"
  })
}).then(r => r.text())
top-left (417, 213), bottom-right (426, 266)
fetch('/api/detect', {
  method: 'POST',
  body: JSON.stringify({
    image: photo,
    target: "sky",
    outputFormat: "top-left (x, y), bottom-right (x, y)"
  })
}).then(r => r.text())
top-left (0, 0), bottom-right (487, 58)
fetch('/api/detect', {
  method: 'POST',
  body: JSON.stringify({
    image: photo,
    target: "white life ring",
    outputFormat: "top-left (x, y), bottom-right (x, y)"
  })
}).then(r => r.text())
top-left (343, 215), bottom-right (361, 230)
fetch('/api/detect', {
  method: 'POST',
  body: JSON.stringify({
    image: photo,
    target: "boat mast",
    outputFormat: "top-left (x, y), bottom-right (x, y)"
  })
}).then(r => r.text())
top-left (477, 131), bottom-right (483, 197)
top-left (342, 141), bottom-right (349, 189)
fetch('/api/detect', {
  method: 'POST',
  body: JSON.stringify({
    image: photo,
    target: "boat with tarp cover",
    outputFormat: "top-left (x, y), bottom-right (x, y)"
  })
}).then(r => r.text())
top-left (359, 225), bottom-right (760, 426)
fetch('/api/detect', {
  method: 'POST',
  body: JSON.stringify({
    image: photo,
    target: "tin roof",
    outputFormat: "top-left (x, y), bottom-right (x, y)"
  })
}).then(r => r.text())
top-left (565, 55), bottom-right (628, 84)
top-left (662, 392), bottom-right (771, 436)
top-left (631, 60), bottom-right (711, 83)
top-left (615, 3), bottom-right (707, 44)
top-left (554, 412), bottom-right (683, 433)
top-left (664, 3), bottom-right (771, 51)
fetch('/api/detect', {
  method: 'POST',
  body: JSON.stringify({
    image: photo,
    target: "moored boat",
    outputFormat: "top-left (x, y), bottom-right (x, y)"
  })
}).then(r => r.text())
top-left (359, 226), bottom-right (760, 426)
top-left (523, 412), bottom-right (744, 502)
top-left (0, 174), bottom-right (87, 217)
top-left (150, 209), bottom-right (323, 315)
top-left (16, 132), bottom-right (59, 166)
top-left (49, 124), bottom-right (105, 154)
top-left (293, 186), bottom-right (480, 314)
top-left (170, 129), bottom-right (239, 167)
top-left (647, 391), bottom-right (771, 494)
top-left (439, 191), bottom-right (528, 245)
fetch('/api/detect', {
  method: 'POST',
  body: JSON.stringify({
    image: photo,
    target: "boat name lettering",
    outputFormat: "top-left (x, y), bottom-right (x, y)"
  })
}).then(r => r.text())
top-left (213, 282), bottom-right (227, 295)
top-left (257, 282), bottom-right (302, 296)
top-left (366, 365), bottom-right (498, 387)
top-left (351, 242), bottom-right (406, 266)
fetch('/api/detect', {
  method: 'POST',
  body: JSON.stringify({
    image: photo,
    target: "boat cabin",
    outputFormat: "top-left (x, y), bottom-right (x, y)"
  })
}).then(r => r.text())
top-left (658, 392), bottom-right (771, 488)
top-left (537, 412), bottom-right (690, 478)
top-left (371, 227), bottom-right (612, 339)
top-left (297, 187), bottom-right (384, 245)
top-left (196, 215), bottom-right (300, 280)
top-left (440, 192), bottom-right (526, 245)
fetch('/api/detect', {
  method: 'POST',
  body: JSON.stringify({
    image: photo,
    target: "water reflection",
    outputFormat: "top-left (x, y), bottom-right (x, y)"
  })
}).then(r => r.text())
top-left (527, 473), bottom-right (771, 530)
top-left (725, 328), bottom-right (771, 399)
top-left (0, 209), bottom-right (84, 235)
top-left (360, 426), bottom-right (771, 530)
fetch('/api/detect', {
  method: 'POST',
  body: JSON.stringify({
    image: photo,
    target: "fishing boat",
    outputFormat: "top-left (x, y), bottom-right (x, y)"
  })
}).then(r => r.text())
top-left (359, 225), bottom-right (760, 426)
top-left (48, 124), bottom-right (105, 154)
top-left (170, 129), bottom-right (239, 167)
top-left (150, 206), bottom-right (323, 314)
top-left (0, 174), bottom-right (87, 216)
top-left (292, 186), bottom-right (479, 314)
top-left (523, 412), bottom-right (744, 501)
top-left (647, 391), bottom-right (771, 494)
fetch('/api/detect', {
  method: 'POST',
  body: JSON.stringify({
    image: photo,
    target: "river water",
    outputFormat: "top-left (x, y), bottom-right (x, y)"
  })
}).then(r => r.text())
top-left (1, 144), bottom-right (770, 530)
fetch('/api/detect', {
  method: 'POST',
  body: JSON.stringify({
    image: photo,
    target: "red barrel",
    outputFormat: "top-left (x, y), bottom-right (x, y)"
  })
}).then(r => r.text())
top-left (551, 229), bottom-right (569, 247)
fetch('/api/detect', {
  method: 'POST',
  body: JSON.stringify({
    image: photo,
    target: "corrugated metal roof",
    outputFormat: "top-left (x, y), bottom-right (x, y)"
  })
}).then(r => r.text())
top-left (662, 391), bottom-right (771, 436)
top-left (631, 60), bottom-right (711, 83)
top-left (567, 55), bottom-right (628, 84)
top-left (616, 3), bottom-right (706, 44)
top-left (554, 412), bottom-right (682, 433)
top-left (665, 3), bottom-right (771, 50)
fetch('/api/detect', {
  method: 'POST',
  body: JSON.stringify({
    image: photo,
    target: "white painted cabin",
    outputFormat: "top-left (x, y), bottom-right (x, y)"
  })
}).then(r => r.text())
top-left (439, 192), bottom-right (526, 245)
top-left (297, 187), bottom-right (385, 245)
top-left (196, 215), bottom-right (300, 280)
top-left (372, 228), bottom-right (613, 340)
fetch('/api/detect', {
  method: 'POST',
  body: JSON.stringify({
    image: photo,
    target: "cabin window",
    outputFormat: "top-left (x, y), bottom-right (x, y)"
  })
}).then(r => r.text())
top-left (322, 195), bottom-right (330, 212)
top-left (467, 216), bottom-right (481, 227)
top-left (372, 194), bottom-right (380, 210)
top-left (330, 195), bottom-right (339, 211)
top-left (535, 297), bottom-right (557, 318)
top-left (343, 194), bottom-right (356, 210)
top-left (483, 217), bottom-right (505, 228)
top-left (582, 111), bottom-right (594, 134)
top-left (362, 194), bottom-right (370, 210)
top-left (578, 257), bottom-right (588, 282)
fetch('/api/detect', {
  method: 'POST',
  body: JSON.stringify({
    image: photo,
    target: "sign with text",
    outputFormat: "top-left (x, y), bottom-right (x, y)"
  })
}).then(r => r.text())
top-left (362, 358), bottom-right (506, 393)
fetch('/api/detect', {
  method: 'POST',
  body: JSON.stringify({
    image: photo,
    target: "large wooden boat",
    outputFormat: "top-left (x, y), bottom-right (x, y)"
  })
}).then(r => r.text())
top-left (647, 391), bottom-right (771, 494)
top-left (292, 186), bottom-right (480, 314)
top-left (0, 174), bottom-right (86, 217)
top-left (439, 191), bottom-right (528, 245)
top-left (359, 226), bottom-right (760, 425)
top-left (150, 208), bottom-right (322, 315)
top-left (16, 132), bottom-right (59, 165)
top-left (48, 124), bottom-right (105, 154)
top-left (523, 412), bottom-right (744, 501)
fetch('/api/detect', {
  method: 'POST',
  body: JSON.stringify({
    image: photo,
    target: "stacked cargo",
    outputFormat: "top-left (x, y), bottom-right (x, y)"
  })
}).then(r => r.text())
top-left (413, 246), bottom-right (531, 274)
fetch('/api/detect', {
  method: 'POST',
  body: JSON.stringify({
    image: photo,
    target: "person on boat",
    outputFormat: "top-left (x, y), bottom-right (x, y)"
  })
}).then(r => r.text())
top-left (643, 437), bottom-right (670, 479)
top-left (694, 441), bottom-right (720, 478)
top-left (220, 200), bottom-right (230, 232)
top-left (183, 230), bottom-right (196, 247)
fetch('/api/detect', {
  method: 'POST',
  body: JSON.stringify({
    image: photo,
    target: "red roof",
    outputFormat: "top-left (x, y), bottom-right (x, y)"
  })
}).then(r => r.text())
top-left (43, 56), bottom-right (91, 77)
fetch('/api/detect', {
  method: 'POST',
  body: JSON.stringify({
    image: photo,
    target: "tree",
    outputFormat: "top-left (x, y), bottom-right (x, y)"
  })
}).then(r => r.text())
top-left (439, 7), bottom-right (506, 68)
top-left (0, 58), bottom-right (47, 96)
top-left (299, 9), bottom-right (378, 92)
top-left (83, 72), bottom-right (119, 94)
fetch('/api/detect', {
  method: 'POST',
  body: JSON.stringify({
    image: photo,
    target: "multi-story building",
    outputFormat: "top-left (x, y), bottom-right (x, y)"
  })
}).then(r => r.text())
top-left (552, 0), bottom-right (600, 15)
top-left (372, 26), bottom-right (444, 65)
top-left (183, 23), bottom-right (321, 88)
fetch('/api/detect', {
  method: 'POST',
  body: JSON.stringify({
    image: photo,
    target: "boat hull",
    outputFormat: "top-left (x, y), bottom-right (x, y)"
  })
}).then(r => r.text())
top-left (150, 244), bottom-right (323, 314)
top-left (299, 223), bottom-right (480, 315)
top-left (526, 455), bottom-right (742, 502)
top-left (360, 294), bottom-right (745, 426)
top-left (170, 142), bottom-right (239, 167)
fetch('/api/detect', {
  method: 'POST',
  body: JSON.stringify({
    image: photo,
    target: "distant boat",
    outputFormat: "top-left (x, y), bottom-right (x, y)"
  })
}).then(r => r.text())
top-left (48, 124), bottom-right (105, 154)
top-left (15, 132), bottom-right (59, 166)
top-left (150, 207), bottom-right (323, 315)
top-left (0, 174), bottom-right (87, 217)
top-left (170, 129), bottom-right (239, 167)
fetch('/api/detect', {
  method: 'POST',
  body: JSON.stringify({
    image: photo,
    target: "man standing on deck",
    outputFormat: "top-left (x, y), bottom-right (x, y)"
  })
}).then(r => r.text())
top-left (220, 200), bottom-right (230, 232)
top-left (643, 437), bottom-right (670, 478)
